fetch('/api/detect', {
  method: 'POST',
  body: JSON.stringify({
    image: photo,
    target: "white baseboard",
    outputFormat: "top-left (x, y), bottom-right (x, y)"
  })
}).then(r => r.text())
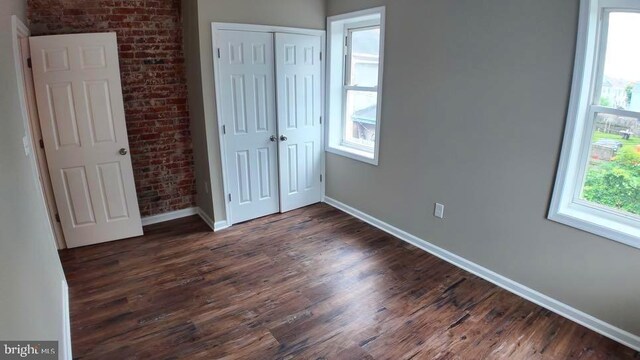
top-left (141, 207), bottom-right (198, 226)
top-left (196, 208), bottom-right (230, 232)
top-left (197, 208), bottom-right (216, 231)
top-left (61, 280), bottom-right (72, 360)
top-left (322, 196), bottom-right (640, 351)
top-left (141, 207), bottom-right (230, 232)
top-left (213, 220), bottom-right (230, 232)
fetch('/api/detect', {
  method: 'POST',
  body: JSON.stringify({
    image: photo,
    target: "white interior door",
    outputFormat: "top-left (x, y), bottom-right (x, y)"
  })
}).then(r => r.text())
top-left (20, 37), bottom-right (66, 249)
top-left (30, 32), bottom-right (142, 248)
top-left (275, 33), bottom-right (324, 212)
top-left (217, 30), bottom-right (280, 224)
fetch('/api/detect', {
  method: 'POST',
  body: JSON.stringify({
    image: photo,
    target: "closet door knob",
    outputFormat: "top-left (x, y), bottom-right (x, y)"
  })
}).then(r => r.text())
top-left (119, 148), bottom-right (128, 155)
top-left (280, 135), bottom-right (288, 142)
top-left (270, 135), bottom-right (277, 142)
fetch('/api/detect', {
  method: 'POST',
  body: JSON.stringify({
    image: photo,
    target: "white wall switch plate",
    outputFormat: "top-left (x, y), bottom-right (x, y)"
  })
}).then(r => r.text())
top-left (434, 203), bottom-right (445, 219)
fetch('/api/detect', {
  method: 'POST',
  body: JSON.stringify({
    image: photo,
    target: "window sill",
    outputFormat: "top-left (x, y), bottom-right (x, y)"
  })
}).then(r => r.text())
top-left (549, 203), bottom-right (640, 250)
top-left (326, 144), bottom-right (378, 166)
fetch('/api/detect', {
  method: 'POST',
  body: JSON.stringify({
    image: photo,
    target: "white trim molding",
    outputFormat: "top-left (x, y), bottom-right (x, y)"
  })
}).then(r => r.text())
top-left (323, 196), bottom-right (640, 351)
top-left (13, 15), bottom-right (69, 251)
top-left (214, 220), bottom-right (230, 232)
top-left (141, 207), bottom-right (199, 226)
top-left (13, 16), bottom-right (68, 250)
top-left (141, 207), bottom-right (230, 232)
top-left (211, 23), bottom-right (325, 37)
top-left (197, 208), bottom-right (216, 231)
top-left (61, 280), bottom-right (72, 360)
top-left (196, 208), bottom-right (229, 232)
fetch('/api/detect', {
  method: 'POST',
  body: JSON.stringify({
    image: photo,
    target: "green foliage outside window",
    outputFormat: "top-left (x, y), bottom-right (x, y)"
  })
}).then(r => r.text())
top-left (583, 146), bottom-right (640, 215)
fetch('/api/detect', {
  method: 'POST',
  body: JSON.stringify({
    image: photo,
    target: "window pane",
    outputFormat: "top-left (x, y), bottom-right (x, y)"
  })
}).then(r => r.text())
top-left (581, 113), bottom-right (640, 216)
top-left (344, 90), bottom-right (377, 148)
top-left (598, 12), bottom-right (640, 111)
top-left (349, 27), bottom-right (380, 87)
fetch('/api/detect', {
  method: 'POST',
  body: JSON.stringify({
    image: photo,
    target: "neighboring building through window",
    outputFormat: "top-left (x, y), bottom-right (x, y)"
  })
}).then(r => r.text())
top-left (550, 0), bottom-right (640, 248)
top-left (326, 7), bottom-right (385, 165)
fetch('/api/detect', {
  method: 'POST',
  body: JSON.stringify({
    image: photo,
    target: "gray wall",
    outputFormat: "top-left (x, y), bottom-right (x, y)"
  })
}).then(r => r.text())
top-left (0, 0), bottom-right (68, 350)
top-left (326, 0), bottom-right (640, 335)
top-left (182, 0), bottom-right (214, 220)
top-left (184, 0), bottom-right (326, 221)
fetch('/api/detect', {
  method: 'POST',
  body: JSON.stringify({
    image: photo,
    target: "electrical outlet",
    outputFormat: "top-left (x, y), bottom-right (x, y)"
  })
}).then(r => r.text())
top-left (434, 203), bottom-right (445, 219)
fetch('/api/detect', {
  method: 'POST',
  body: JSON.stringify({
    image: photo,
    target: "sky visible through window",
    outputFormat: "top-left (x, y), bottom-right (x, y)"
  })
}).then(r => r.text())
top-left (603, 12), bottom-right (640, 82)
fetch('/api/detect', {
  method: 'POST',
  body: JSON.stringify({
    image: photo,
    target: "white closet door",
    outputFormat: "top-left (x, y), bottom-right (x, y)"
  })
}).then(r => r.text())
top-left (275, 33), bottom-right (323, 212)
top-left (30, 33), bottom-right (142, 248)
top-left (217, 30), bottom-right (280, 224)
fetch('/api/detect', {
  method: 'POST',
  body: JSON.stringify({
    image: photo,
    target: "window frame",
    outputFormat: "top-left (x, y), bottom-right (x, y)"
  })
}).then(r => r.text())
top-left (342, 23), bottom-right (379, 151)
top-left (326, 7), bottom-right (386, 165)
top-left (549, 0), bottom-right (640, 249)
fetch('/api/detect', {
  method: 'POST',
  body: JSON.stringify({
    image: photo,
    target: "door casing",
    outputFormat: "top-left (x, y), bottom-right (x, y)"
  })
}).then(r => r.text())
top-left (19, 36), bottom-right (67, 249)
top-left (212, 23), bottom-right (326, 226)
top-left (12, 16), bottom-right (67, 249)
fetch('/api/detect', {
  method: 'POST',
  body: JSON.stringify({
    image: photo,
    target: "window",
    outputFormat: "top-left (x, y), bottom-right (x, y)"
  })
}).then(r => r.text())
top-left (550, 0), bottom-right (640, 248)
top-left (326, 7), bottom-right (385, 165)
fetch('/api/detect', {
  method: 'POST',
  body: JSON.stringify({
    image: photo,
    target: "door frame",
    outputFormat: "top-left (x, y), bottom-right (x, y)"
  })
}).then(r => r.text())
top-left (211, 23), bottom-right (326, 226)
top-left (12, 16), bottom-right (67, 249)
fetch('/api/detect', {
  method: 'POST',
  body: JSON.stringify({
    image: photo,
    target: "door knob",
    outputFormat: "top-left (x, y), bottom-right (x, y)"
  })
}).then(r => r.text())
top-left (119, 148), bottom-right (128, 155)
top-left (280, 135), bottom-right (288, 142)
top-left (270, 135), bottom-right (277, 142)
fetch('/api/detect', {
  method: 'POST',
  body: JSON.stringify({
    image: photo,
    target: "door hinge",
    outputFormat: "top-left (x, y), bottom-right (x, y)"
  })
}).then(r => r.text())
top-left (222, 125), bottom-right (226, 135)
top-left (319, 116), bottom-right (322, 124)
top-left (39, 139), bottom-right (44, 149)
top-left (27, 57), bottom-right (32, 69)
top-left (217, 48), bottom-right (221, 59)
top-left (55, 213), bottom-right (60, 223)
top-left (320, 51), bottom-right (322, 61)
top-left (320, 174), bottom-right (323, 182)
top-left (228, 193), bottom-right (232, 202)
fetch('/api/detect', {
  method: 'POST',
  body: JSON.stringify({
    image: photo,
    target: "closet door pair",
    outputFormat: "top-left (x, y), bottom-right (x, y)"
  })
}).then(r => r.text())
top-left (216, 30), bottom-right (323, 224)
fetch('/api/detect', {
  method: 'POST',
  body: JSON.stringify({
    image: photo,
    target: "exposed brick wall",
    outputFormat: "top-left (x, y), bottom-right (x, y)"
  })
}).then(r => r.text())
top-left (28, 0), bottom-right (196, 217)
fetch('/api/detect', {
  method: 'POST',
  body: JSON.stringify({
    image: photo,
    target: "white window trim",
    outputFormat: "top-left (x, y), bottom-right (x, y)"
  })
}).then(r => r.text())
top-left (326, 7), bottom-right (386, 166)
top-left (549, 0), bottom-right (640, 249)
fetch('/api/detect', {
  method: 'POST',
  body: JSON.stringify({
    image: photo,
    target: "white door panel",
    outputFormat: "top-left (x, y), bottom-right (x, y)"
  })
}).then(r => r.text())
top-left (218, 30), bottom-right (280, 224)
top-left (30, 33), bottom-right (142, 248)
top-left (275, 33), bottom-right (323, 212)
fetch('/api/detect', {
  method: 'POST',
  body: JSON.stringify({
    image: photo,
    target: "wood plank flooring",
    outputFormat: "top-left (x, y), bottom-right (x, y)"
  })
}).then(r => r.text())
top-left (59, 204), bottom-right (638, 359)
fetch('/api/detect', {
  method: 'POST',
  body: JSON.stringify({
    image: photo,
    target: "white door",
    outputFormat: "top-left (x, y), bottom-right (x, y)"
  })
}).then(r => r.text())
top-left (217, 30), bottom-right (280, 224)
top-left (19, 37), bottom-right (67, 249)
top-left (275, 33), bottom-right (324, 212)
top-left (30, 33), bottom-right (143, 248)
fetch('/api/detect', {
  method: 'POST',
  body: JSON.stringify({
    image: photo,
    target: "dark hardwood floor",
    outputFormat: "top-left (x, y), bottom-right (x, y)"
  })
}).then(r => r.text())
top-left (60, 204), bottom-right (637, 359)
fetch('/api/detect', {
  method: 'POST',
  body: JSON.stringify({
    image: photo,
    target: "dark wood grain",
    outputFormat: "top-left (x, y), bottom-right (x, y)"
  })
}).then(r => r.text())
top-left (60, 204), bottom-right (637, 359)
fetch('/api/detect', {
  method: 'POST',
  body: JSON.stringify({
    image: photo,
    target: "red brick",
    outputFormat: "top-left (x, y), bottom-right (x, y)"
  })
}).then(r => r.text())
top-left (28, 0), bottom-right (196, 217)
